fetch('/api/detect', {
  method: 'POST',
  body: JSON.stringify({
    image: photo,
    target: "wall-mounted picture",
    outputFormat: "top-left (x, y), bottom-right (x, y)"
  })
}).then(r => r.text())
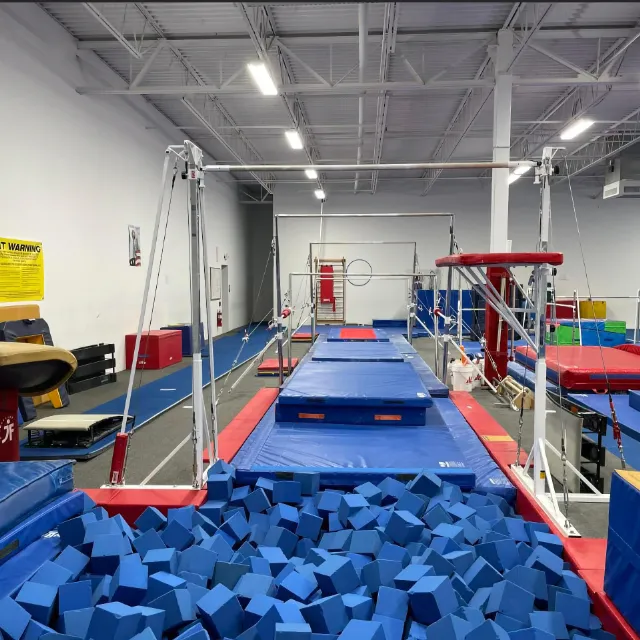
top-left (128, 225), bottom-right (141, 267)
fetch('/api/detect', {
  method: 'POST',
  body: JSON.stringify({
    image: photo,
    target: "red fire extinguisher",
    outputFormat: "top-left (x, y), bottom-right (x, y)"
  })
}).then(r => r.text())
top-left (217, 310), bottom-right (222, 328)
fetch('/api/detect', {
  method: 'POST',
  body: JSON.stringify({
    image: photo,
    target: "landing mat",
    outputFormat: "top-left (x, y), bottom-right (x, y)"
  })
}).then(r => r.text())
top-left (232, 406), bottom-right (475, 489)
top-left (311, 341), bottom-right (403, 362)
top-left (327, 327), bottom-right (389, 342)
top-left (0, 461), bottom-right (74, 537)
top-left (515, 345), bottom-right (640, 391)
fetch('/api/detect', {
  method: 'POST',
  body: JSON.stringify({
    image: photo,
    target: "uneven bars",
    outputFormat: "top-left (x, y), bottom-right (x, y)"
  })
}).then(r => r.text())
top-left (204, 161), bottom-right (537, 172)
top-left (276, 213), bottom-right (453, 218)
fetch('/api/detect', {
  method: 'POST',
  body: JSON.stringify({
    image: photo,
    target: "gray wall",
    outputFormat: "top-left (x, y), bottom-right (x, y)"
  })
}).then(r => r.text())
top-left (247, 204), bottom-right (274, 324)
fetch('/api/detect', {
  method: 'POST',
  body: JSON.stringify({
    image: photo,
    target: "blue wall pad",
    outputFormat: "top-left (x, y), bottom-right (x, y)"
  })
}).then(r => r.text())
top-left (327, 328), bottom-right (390, 342)
top-left (276, 361), bottom-right (432, 425)
top-left (431, 399), bottom-right (516, 503)
top-left (21, 324), bottom-right (273, 460)
top-left (311, 341), bottom-right (404, 363)
top-left (231, 406), bottom-right (476, 489)
top-left (0, 461), bottom-right (74, 537)
top-left (567, 393), bottom-right (640, 468)
top-left (373, 320), bottom-right (406, 328)
top-left (0, 491), bottom-right (84, 567)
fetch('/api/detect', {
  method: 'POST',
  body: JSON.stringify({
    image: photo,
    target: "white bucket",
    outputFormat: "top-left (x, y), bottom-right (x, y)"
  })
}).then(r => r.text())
top-left (472, 358), bottom-right (484, 389)
top-left (451, 362), bottom-right (475, 392)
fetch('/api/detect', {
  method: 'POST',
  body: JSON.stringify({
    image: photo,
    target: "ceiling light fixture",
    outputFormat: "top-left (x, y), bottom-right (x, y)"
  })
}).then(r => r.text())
top-left (247, 62), bottom-right (278, 96)
top-left (560, 118), bottom-right (594, 141)
top-left (285, 130), bottom-right (304, 149)
top-left (305, 169), bottom-right (318, 179)
top-left (314, 189), bottom-right (326, 200)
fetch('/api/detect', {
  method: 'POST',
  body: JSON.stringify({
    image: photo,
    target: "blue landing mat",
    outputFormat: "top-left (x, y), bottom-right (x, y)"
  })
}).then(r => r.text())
top-left (327, 328), bottom-right (390, 342)
top-left (568, 392), bottom-right (640, 468)
top-left (20, 324), bottom-right (274, 460)
top-left (232, 406), bottom-right (476, 489)
top-left (311, 340), bottom-right (403, 362)
top-left (406, 357), bottom-right (450, 398)
top-left (0, 461), bottom-right (74, 536)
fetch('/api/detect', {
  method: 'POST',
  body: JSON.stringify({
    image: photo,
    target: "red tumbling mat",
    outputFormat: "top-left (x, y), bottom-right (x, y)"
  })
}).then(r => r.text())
top-left (515, 345), bottom-right (640, 391)
top-left (435, 251), bottom-right (564, 268)
top-left (339, 328), bottom-right (377, 340)
top-left (291, 332), bottom-right (318, 342)
top-left (204, 388), bottom-right (278, 463)
top-left (257, 358), bottom-right (299, 375)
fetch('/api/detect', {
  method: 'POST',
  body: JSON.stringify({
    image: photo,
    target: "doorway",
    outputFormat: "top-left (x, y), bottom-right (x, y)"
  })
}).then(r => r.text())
top-left (221, 264), bottom-right (229, 332)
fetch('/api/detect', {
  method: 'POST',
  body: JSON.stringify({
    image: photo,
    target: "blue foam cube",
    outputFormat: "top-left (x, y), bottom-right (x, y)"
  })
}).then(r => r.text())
top-left (135, 507), bottom-right (167, 533)
top-left (485, 580), bottom-right (535, 623)
top-left (296, 539), bottom-right (316, 560)
top-left (340, 619), bottom-right (385, 640)
top-left (342, 593), bottom-right (373, 620)
top-left (178, 545), bottom-right (218, 579)
top-left (213, 561), bottom-right (249, 589)
top-left (270, 504), bottom-right (300, 532)
top-left (132, 529), bottom-right (166, 557)
top-left (328, 512), bottom-right (342, 532)
top-left (456, 519), bottom-right (482, 545)
top-left (559, 570), bottom-right (588, 600)
top-left (371, 613), bottom-right (404, 640)
top-left (432, 523), bottom-right (465, 544)
top-left (54, 546), bottom-right (89, 581)
top-left (59, 607), bottom-right (94, 638)
top-left (201, 533), bottom-right (234, 562)
top-left (296, 512), bottom-right (323, 541)
top-left (230, 485), bottom-right (251, 507)
top-left (180, 571), bottom-right (208, 588)
top-left (476, 540), bottom-right (519, 572)
top-left (23, 620), bottom-right (56, 640)
top-left (86, 602), bottom-right (143, 640)
top-left (466, 619), bottom-right (510, 640)
top-left (375, 586), bottom-right (408, 620)
top-left (146, 571), bottom-right (185, 601)
top-left (378, 542), bottom-right (410, 567)
top-left (58, 513), bottom-right (98, 548)
top-left (161, 520), bottom-right (195, 551)
top-left (15, 582), bottom-right (56, 625)
top-left (492, 517), bottom-right (529, 543)
top-left (273, 481), bottom-right (302, 504)
top-left (131, 605), bottom-right (165, 638)
top-left (317, 492), bottom-right (342, 518)
top-left (275, 622), bottom-right (313, 639)
top-left (463, 557), bottom-right (503, 591)
top-left (349, 508), bottom-right (377, 531)
top-left (31, 561), bottom-right (74, 587)
top-left (130, 629), bottom-right (158, 640)
top-left (427, 613), bottom-right (473, 640)
top-left (338, 494), bottom-right (369, 525)
top-left (396, 491), bottom-right (427, 518)
top-left (207, 473), bottom-right (234, 501)
top-left (234, 572), bottom-right (276, 606)
top-left (408, 576), bottom-right (458, 625)
top-left (456, 606), bottom-right (485, 629)
top-left (147, 589), bottom-right (195, 632)
top-left (210, 459), bottom-right (236, 477)
top-left (258, 546), bottom-right (290, 576)
top-left (84, 518), bottom-right (122, 545)
top-left (0, 596), bottom-right (32, 640)
top-left (263, 526), bottom-right (299, 558)
top-left (407, 471), bottom-right (442, 498)
top-left (196, 583), bottom-right (244, 638)
top-left (91, 575), bottom-right (111, 605)
top-left (393, 564), bottom-right (435, 590)
top-left (503, 565), bottom-right (547, 603)
top-left (525, 546), bottom-right (564, 584)
top-left (109, 554), bottom-right (148, 606)
top-left (58, 580), bottom-right (92, 615)
top-left (494, 613), bottom-right (525, 632)
top-left (314, 556), bottom-right (360, 595)
top-left (220, 511), bottom-right (251, 543)
top-left (444, 551), bottom-right (475, 576)
top-left (430, 536), bottom-right (462, 556)
top-left (192, 511), bottom-right (218, 536)
top-left (507, 630), bottom-right (555, 640)
top-left (279, 571), bottom-right (317, 603)
top-left (349, 530), bottom-right (383, 556)
top-left (244, 488), bottom-right (271, 514)
top-left (532, 531), bottom-right (564, 557)
top-left (412, 549), bottom-right (454, 576)
top-left (300, 594), bottom-right (349, 634)
top-left (167, 506), bottom-right (195, 530)
top-left (199, 501), bottom-right (227, 526)
top-left (448, 502), bottom-right (476, 522)
top-left (384, 510), bottom-right (424, 546)
top-left (377, 478), bottom-right (406, 506)
top-left (318, 530), bottom-right (352, 552)
top-left (293, 472), bottom-right (320, 496)
top-left (306, 548), bottom-right (332, 566)
top-left (517, 542), bottom-right (533, 564)
top-left (142, 547), bottom-right (177, 575)
top-left (554, 591), bottom-right (590, 630)
top-left (529, 612), bottom-right (569, 639)
top-left (423, 504), bottom-right (453, 529)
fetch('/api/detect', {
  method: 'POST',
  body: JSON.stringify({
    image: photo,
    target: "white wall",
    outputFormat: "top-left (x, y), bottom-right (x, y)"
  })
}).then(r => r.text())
top-left (274, 180), bottom-right (640, 326)
top-left (0, 5), bottom-right (250, 371)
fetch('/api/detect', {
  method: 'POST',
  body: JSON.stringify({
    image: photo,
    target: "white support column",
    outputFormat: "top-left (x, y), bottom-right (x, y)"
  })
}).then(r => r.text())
top-left (490, 29), bottom-right (513, 252)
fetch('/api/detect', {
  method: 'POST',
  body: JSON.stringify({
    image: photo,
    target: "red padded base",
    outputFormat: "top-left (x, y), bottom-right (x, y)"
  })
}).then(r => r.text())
top-left (450, 390), bottom-right (639, 640)
top-left (340, 328), bottom-right (377, 340)
top-left (83, 488), bottom-right (207, 525)
top-left (515, 345), bottom-right (640, 390)
top-left (203, 388), bottom-right (278, 463)
top-left (291, 332), bottom-right (318, 342)
top-left (257, 358), bottom-right (299, 375)
top-left (435, 251), bottom-right (564, 268)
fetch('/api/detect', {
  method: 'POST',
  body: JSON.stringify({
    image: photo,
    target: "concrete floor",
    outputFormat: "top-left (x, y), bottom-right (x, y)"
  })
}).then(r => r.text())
top-left (43, 332), bottom-right (615, 538)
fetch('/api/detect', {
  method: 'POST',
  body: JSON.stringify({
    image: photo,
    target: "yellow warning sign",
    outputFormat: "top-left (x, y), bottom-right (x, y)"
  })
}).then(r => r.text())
top-left (0, 237), bottom-right (44, 303)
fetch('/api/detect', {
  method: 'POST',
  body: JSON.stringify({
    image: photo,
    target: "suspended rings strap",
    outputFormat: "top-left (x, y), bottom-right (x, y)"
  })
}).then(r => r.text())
top-left (346, 258), bottom-right (373, 287)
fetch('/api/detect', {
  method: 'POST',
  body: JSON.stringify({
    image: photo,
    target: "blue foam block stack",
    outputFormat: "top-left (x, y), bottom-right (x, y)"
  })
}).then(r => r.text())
top-left (0, 463), bottom-right (618, 639)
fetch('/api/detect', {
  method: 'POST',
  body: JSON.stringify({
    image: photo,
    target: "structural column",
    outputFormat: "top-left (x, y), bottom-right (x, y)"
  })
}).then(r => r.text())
top-left (489, 29), bottom-right (513, 252)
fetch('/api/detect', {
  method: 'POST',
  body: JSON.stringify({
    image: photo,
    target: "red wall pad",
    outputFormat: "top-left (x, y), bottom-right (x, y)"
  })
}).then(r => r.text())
top-left (450, 390), bottom-right (640, 640)
top-left (204, 388), bottom-right (279, 463)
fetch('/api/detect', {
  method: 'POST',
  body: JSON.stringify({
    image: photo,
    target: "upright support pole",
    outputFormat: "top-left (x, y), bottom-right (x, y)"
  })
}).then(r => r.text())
top-left (489, 29), bottom-right (513, 253)
top-left (532, 147), bottom-right (553, 496)
top-left (635, 288), bottom-right (640, 345)
top-left (199, 186), bottom-right (218, 466)
top-left (273, 216), bottom-right (285, 386)
top-left (186, 142), bottom-right (205, 489)
top-left (433, 275), bottom-right (439, 378)
top-left (288, 272), bottom-right (293, 374)
top-left (441, 220), bottom-right (456, 381)
top-left (309, 243), bottom-right (316, 344)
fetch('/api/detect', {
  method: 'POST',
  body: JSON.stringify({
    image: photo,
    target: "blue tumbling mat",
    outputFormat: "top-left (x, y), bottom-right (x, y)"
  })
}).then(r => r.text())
top-left (507, 361), bottom-right (559, 393)
top-left (311, 340), bottom-right (403, 362)
top-left (20, 324), bottom-right (275, 460)
top-left (405, 357), bottom-right (449, 398)
top-left (232, 406), bottom-right (476, 489)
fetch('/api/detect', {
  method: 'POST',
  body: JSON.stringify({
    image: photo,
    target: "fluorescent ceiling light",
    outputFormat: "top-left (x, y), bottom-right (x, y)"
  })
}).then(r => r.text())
top-left (560, 118), bottom-right (594, 141)
top-left (247, 62), bottom-right (278, 96)
top-left (314, 189), bottom-right (326, 199)
top-left (305, 169), bottom-right (318, 179)
top-left (514, 165), bottom-right (532, 176)
top-left (285, 130), bottom-right (304, 149)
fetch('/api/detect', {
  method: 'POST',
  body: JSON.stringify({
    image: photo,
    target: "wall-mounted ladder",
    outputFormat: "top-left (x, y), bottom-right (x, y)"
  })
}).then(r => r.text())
top-left (314, 257), bottom-right (346, 324)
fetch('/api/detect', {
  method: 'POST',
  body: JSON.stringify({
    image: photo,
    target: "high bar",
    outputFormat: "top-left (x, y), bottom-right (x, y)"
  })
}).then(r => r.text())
top-left (204, 161), bottom-right (538, 172)
top-left (276, 212), bottom-right (453, 219)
